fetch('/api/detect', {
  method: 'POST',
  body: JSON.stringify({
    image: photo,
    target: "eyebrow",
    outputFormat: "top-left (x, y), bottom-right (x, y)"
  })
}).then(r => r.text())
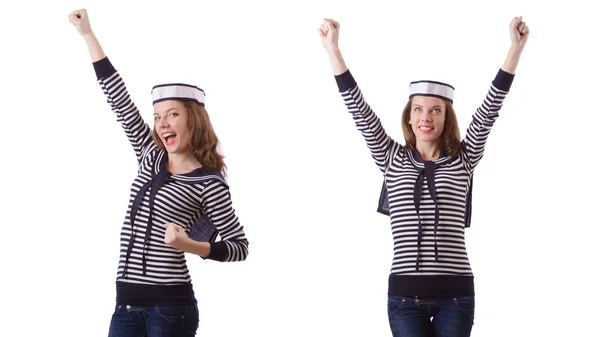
top-left (413, 105), bottom-right (443, 109)
top-left (153, 108), bottom-right (178, 116)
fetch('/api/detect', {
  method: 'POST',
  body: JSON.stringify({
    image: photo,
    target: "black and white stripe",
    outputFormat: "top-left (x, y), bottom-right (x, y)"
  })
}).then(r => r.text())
top-left (94, 57), bottom-right (248, 294)
top-left (335, 69), bottom-right (513, 297)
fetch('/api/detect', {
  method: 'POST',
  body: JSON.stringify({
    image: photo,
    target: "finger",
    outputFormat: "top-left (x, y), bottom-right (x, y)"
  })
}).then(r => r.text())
top-left (510, 16), bottom-right (521, 29)
top-left (71, 9), bottom-right (84, 18)
top-left (519, 22), bottom-right (526, 33)
top-left (325, 18), bottom-right (338, 28)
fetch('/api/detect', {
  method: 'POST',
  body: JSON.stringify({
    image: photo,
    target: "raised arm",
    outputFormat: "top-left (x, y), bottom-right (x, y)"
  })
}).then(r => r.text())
top-left (69, 9), bottom-right (153, 165)
top-left (462, 16), bottom-right (529, 171)
top-left (320, 19), bottom-right (399, 174)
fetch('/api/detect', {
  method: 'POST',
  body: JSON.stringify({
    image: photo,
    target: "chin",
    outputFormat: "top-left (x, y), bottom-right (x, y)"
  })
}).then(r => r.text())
top-left (164, 144), bottom-right (188, 154)
top-left (162, 143), bottom-right (177, 153)
top-left (417, 135), bottom-right (436, 141)
top-left (417, 136), bottom-right (442, 144)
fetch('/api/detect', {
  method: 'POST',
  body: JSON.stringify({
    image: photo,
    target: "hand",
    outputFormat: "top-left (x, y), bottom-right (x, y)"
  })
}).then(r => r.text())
top-left (69, 9), bottom-right (92, 37)
top-left (319, 18), bottom-right (340, 50)
top-left (509, 16), bottom-right (529, 50)
top-left (164, 223), bottom-right (189, 250)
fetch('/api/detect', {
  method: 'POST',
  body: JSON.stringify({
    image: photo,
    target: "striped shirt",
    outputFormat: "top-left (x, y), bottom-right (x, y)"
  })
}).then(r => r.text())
top-left (93, 57), bottom-right (249, 305)
top-left (335, 69), bottom-right (514, 297)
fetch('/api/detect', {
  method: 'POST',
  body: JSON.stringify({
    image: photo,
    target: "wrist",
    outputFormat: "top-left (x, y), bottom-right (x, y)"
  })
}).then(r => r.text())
top-left (82, 31), bottom-right (97, 43)
top-left (326, 44), bottom-right (341, 55)
top-left (180, 237), bottom-right (211, 257)
top-left (508, 44), bottom-right (524, 57)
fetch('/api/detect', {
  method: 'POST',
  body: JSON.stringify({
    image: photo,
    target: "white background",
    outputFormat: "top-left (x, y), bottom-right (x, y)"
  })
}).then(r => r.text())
top-left (1, 0), bottom-right (599, 336)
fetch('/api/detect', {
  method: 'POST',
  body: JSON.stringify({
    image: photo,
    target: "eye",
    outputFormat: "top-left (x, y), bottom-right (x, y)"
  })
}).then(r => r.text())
top-left (154, 116), bottom-right (160, 121)
top-left (169, 112), bottom-right (179, 118)
top-left (433, 108), bottom-right (441, 113)
top-left (414, 107), bottom-right (421, 112)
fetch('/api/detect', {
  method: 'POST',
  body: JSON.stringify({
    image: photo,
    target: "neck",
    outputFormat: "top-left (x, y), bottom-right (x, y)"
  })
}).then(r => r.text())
top-left (166, 152), bottom-right (202, 174)
top-left (415, 142), bottom-right (441, 161)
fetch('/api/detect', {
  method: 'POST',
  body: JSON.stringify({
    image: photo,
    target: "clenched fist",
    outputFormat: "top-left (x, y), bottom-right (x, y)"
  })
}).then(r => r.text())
top-left (164, 222), bottom-right (190, 250)
top-left (69, 9), bottom-right (92, 36)
top-left (319, 18), bottom-right (340, 50)
top-left (509, 16), bottom-right (529, 50)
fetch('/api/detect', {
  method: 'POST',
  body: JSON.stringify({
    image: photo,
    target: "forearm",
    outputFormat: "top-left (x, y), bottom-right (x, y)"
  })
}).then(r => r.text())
top-left (177, 237), bottom-right (248, 262)
top-left (82, 31), bottom-right (106, 63)
top-left (178, 238), bottom-right (212, 257)
top-left (501, 46), bottom-right (524, 75)
top-left (326, 46), bottom-right (348, 76)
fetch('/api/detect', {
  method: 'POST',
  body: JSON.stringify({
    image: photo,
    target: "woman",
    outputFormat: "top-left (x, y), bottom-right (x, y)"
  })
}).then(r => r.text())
top-left (69, 9), bottom-right (249, 337)
top-left (319, 17), bottom-right (528, 337)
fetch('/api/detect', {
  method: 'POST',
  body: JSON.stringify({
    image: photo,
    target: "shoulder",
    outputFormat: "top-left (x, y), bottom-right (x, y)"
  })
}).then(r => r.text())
top-left (139, 144), bottom-right (162, 171)
top-left (177, 169), bottom-right (228, 188)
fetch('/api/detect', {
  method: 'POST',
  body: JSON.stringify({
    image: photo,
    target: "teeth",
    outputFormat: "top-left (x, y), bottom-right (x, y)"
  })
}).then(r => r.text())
top-left (163, 133), bottom-right (175, 137)
top-left (419, 126), bottom-right (432, 130)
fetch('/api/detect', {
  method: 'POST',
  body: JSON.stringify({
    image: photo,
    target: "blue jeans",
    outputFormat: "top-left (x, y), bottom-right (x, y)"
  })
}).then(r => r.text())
top-left (387, 295), bottom-right (475, 337)
top-left (108, 304), bottom-right (199, 337)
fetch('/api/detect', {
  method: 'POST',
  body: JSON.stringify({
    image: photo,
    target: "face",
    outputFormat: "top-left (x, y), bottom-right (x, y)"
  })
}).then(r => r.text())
top-left (408, 96), bottom-right (446, 145)
top-left (153, 100), bottom-right (191, 154)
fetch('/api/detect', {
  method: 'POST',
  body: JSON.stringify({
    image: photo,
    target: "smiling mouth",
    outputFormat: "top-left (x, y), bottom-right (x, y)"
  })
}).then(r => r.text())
top-left (418, 126), bottom-right (433, 132)
top-left (162, 132), bottom-right (177, 145)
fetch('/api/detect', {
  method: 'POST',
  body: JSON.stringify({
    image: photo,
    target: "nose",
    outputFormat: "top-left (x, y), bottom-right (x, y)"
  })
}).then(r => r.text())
top-left (156, 117), bottom-right (169, 129)
top-left (420, 111), bottom-right (432, 122)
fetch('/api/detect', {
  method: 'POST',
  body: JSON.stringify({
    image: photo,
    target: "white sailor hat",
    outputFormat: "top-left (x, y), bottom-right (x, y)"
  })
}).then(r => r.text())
top-left (409, 80), bottom-right (455, 104)
top-left (151, 83), bottom-right (206, 106)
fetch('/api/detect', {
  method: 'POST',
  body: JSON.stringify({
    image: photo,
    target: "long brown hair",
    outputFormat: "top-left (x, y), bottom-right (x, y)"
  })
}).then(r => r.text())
top-left (152, 101), bottom-right (226, 174)
top-left (401, 98), bottom-right (462, 156)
